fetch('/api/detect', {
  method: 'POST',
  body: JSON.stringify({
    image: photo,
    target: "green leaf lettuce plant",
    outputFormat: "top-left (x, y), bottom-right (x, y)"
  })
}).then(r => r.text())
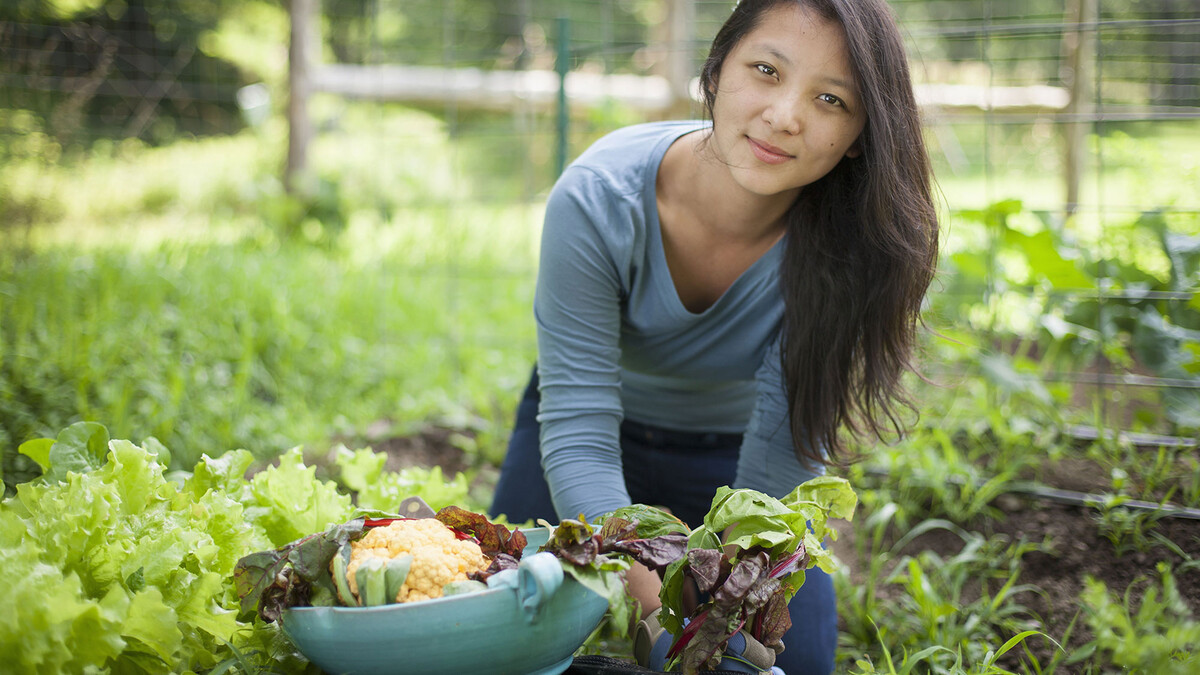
top-left (1, 422), bottom-right (361, 673)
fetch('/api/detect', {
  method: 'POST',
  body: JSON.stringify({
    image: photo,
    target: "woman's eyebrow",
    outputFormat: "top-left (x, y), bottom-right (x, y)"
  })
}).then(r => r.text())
top-left (819, 75), bottom-right (857, 93)
top-left (752, 43), bottom-right (856, 93)
top-left (755, 44), bottom-right (793, 67)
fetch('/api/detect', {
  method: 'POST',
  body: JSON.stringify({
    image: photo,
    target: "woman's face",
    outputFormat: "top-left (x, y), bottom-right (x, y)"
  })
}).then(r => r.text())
top-left (708, 3), bottom-right (867, 200)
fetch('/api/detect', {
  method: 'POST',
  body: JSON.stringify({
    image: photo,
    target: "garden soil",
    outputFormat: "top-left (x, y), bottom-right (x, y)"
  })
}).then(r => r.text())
top-left (372, 430), bottom-right (1200, 667)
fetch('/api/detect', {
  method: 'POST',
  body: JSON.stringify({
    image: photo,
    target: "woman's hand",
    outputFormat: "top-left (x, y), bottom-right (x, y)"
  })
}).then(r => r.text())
top-left (625, 503), bottom-right (684, 621)
top-left (626, 561), bottom-right (663, 620)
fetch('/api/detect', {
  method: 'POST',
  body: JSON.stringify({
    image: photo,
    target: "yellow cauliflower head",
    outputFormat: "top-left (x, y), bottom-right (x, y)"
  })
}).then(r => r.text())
top-left (338, 518), bottom-right (490, 604)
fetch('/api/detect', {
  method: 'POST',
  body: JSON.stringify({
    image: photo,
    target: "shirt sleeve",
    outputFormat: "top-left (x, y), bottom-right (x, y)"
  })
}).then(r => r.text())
top-left (534, 167), bottom-right (632, 522)
top-left (733, 334), bottom-right (824, 498)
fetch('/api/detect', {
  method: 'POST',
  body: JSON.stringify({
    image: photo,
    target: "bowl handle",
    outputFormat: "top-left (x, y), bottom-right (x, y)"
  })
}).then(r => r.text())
top-left (517, 552), bottom-right (564, 623)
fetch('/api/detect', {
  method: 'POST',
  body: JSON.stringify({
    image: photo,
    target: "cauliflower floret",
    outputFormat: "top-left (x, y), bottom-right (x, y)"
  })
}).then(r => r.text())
top-left (337, 518), bottom-right (489, 603)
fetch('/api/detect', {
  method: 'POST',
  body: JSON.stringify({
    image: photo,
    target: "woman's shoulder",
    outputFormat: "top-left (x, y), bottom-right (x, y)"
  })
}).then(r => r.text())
top-left (543, 123), bottom-right (704, 266)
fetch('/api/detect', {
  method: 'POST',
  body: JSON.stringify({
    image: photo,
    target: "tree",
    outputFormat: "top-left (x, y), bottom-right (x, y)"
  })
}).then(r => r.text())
top-left (0, 0), bottom-right (248, 153)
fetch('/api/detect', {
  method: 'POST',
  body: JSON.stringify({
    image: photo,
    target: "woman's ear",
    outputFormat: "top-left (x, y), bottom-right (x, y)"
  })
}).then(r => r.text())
top-left (845, 140), bottom-right (863, 159)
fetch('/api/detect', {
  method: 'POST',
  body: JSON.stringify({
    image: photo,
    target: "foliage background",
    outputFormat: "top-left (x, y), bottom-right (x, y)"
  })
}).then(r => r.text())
top-left (4, 0), bottom-right (1198, 465)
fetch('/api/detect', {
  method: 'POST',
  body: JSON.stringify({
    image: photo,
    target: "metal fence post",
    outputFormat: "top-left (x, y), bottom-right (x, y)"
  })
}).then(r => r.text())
top-left (556, 16), bottom-right (570, 178)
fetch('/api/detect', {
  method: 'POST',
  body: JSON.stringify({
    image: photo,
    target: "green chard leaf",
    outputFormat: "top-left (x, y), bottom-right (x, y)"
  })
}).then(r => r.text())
top-left (233, 519), bottom-right (365, 621)
top-left (657, 482), bottom-right (858, 674)
top-left (606, 504), bottom-right (690, 539)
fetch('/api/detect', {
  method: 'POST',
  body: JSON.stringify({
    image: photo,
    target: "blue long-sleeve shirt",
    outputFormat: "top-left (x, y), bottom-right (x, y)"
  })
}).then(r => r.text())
top-left (535, 121), bottom-right (822, 521)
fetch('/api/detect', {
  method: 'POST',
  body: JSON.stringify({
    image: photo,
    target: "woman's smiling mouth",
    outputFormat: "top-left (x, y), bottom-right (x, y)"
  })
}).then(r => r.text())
top-left (747, 137), bottom-right (794, 164)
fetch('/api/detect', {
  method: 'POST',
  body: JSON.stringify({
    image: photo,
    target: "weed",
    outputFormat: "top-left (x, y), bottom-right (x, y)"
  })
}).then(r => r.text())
top-left (847, 617), bottom-right (1050, 675)
top-left (1079, 563), bottom-right (1200, 674)
top-left (1089, 486), bottom-right (1173, 556)
top-left (838, 511), bottom-right (1050, 674)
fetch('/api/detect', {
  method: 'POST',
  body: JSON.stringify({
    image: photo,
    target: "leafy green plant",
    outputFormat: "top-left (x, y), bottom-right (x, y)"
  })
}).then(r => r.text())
top-left (333, 446), bottom-right (476, 513)
top-left (1109, 444), bottom-right (1200, 511)
top-left (861, 423), bottom-right (1028, 526)
top-left (2, 422), bottom-right (295, 672)
top-left (1079, 563), bottom-right (1200, 674)
top-left (848, 625), bottom-right (1049, 675)
top-left (936, 200), bottom-right (1200, 435)
top-left (891, 537), bottom-right (1042, 664)
top-left (2, 421), bottom-right (478, 672)
top-left (656, 480), bottom-right (858, 674)
top-left (1089, 493), bottom-right (1172, 556)
top-left (837, 512), bottom-right (1049, 675)
top-left (837, 498), bottom-right (909, 652)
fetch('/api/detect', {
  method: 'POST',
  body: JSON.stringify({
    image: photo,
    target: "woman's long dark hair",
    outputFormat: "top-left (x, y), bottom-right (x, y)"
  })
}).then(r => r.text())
top-left (701, 0), bottom-right (939, 467)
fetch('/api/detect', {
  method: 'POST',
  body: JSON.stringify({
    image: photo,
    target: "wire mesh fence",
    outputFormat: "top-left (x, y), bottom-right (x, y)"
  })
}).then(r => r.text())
top-left (1, 0), bottom-right (1197, 446)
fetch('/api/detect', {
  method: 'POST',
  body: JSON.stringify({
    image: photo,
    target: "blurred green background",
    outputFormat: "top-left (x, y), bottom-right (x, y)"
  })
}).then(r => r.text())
top-left (3, 0), bottom-right (1196, 474)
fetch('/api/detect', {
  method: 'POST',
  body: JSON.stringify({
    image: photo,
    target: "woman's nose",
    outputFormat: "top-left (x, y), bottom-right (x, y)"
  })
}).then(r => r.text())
top-left (763, 96), bottom-right (803, 135)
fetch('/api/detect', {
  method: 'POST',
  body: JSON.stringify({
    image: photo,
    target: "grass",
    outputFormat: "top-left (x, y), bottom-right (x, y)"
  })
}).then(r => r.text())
top-left (2, 103), bottom-right (1199, 672)
top-left (0, 237), bottom-right (537, 475)
top-left (1, 108), bottom-right (545, 477)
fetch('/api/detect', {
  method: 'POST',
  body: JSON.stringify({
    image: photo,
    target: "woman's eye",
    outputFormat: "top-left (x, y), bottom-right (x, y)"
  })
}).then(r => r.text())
top-left (755, 64), bottom-right (777, 77)
top-left (818, 93), bottom-right (845, 107)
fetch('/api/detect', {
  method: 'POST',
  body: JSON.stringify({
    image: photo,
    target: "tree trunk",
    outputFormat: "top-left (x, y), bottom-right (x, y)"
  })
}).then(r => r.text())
top-left (287, 0), bottom-right (317, 194)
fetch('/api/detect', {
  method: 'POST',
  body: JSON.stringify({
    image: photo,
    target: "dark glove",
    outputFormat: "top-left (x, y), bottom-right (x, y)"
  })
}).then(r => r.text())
top-left (633, 609), bottom-right (781, 674)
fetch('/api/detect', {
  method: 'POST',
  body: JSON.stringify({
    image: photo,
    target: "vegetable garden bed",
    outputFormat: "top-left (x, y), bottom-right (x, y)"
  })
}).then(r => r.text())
top-left (353, 424), bottom-right (1200, 673)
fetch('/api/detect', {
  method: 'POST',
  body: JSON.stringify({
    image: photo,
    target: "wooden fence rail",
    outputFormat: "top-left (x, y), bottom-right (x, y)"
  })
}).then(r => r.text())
top-left (286, 0), bottom-right (1077, 199)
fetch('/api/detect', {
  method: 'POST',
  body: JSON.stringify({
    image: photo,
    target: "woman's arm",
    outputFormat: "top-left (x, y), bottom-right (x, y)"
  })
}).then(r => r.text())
top-left (734, 335), bottom-right (824, 498)
top-left (534, 167), bottom-right (634, 522)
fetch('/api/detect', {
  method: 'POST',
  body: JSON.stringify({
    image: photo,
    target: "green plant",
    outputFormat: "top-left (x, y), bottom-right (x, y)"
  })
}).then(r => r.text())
top-left (656, 480), bottom-right (858, 674)
top-left (861, 423), bottom-right (1027, 526)
top-left (837, 499), bottom-right (909, 651)
top-left (837, 510), bottom-right (1051, 675)
top-left (848, 626), bottom-right (1049, 675)
top-left (3, 421), bottom-right (484, 672)
top-left (2, 422), bottom-right (305, 672)
top-left (1090, 494), bottom-right (1171, 555)
top-left (1120, 444), bottom-right (1200, 509)
top-left (1079, 563), bottom-right (1200, 674)
top-left (333, 446), bottom-right (477, 513)
top-left (885, 535), bottom-right (1042, 666)
top-left (1087, 463), bottom-right (1175, 556)
top-left (936, 200), bottom-right (1200, 435)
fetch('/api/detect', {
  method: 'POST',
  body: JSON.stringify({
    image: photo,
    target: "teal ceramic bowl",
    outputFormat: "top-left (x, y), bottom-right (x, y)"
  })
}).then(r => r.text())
top-left (280, 528), bottom-right (607, 675)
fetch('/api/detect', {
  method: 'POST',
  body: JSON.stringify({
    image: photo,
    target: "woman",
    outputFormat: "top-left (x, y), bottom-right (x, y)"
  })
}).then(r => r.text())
top-left (491, 0), bottom-right (938, 672)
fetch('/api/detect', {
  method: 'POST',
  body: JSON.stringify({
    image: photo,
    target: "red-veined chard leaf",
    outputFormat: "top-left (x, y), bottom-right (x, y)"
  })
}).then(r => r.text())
top-left (435, 505), bottom-right (527, 557)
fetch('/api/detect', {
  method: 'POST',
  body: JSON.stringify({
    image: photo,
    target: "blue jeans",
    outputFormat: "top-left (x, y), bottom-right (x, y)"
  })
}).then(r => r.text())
top-left (490, 368), bottom-right (837, 675)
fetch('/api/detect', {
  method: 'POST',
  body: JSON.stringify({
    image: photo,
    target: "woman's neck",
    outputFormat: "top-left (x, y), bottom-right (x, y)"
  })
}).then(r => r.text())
top-left (659, 129), bottom-right (796, 244)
